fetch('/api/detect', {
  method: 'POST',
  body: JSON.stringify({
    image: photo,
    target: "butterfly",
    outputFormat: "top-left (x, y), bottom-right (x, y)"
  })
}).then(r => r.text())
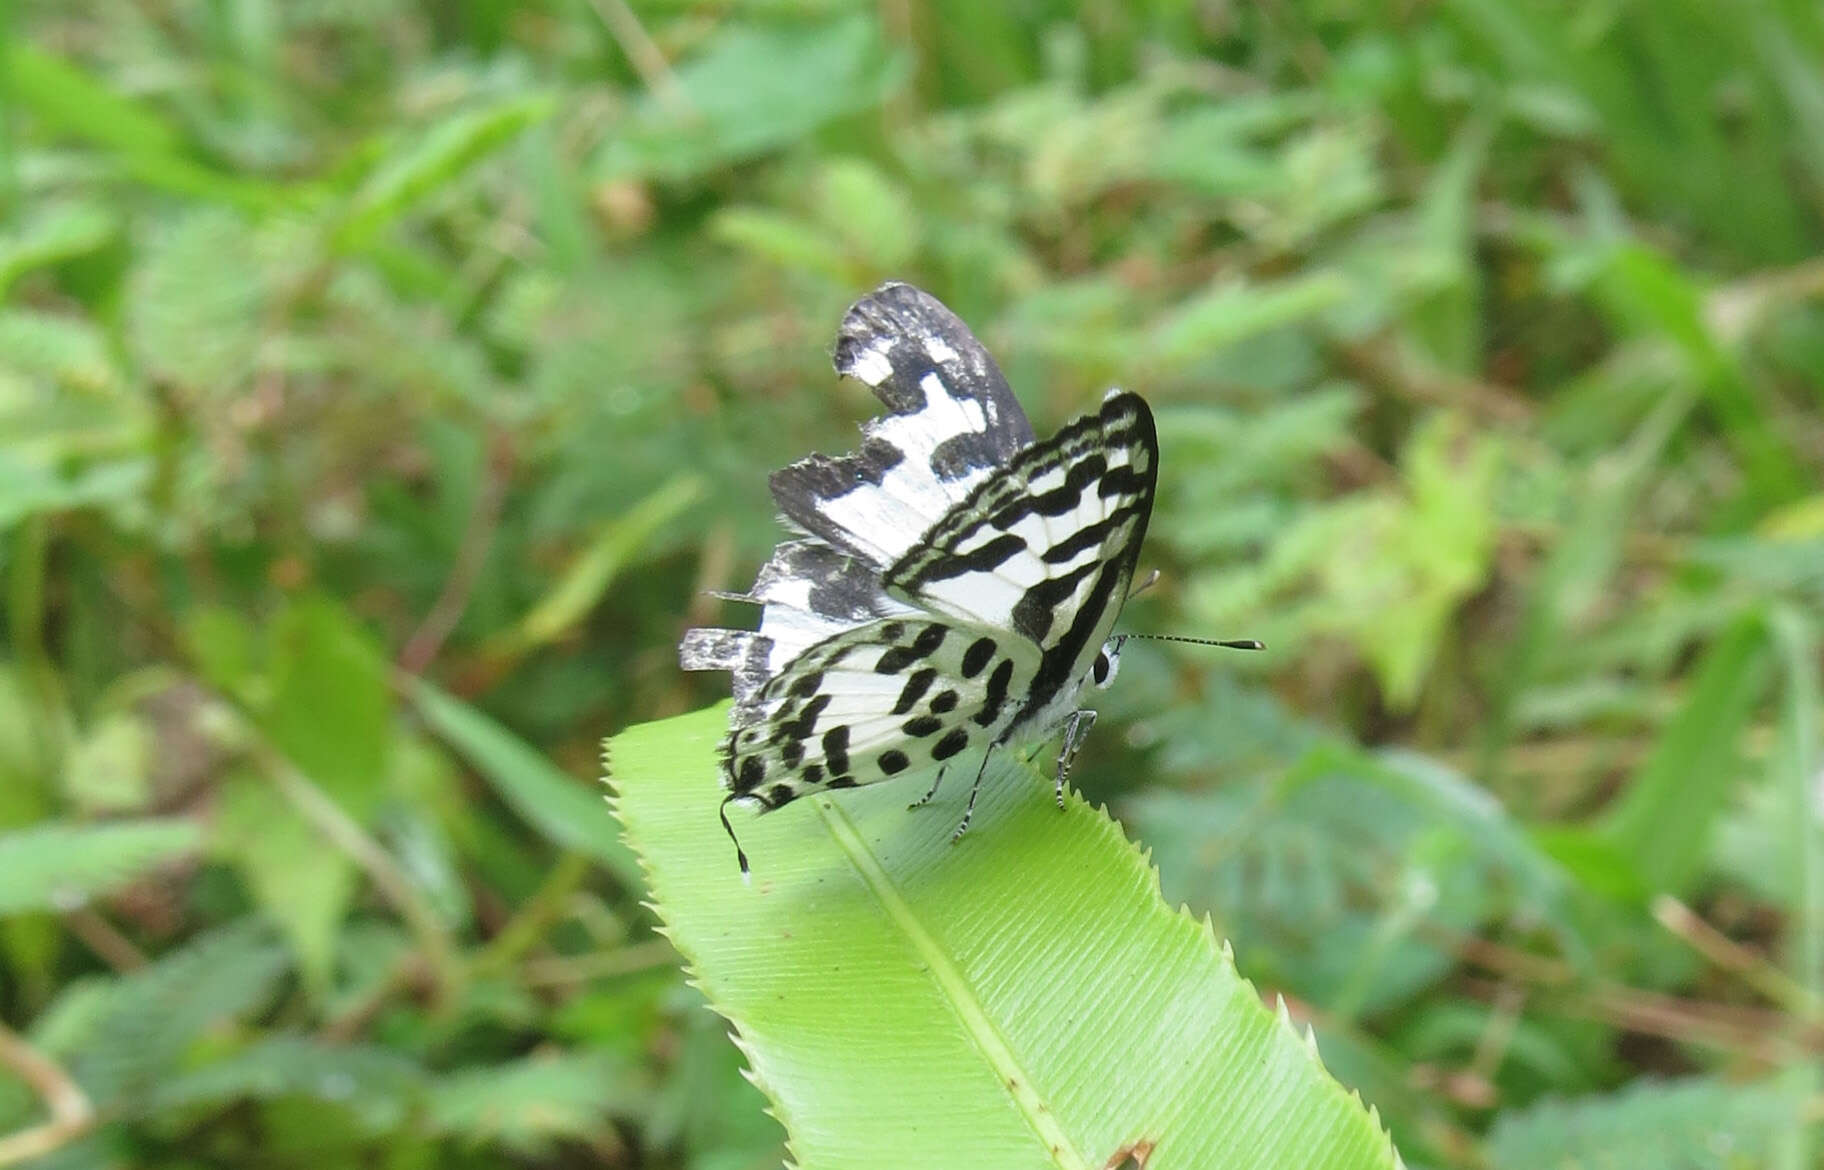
top-left (680, 282), bottom-right (1257, 873)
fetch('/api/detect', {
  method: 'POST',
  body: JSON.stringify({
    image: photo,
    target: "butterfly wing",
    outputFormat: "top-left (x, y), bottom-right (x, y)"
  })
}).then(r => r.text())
top-left (679, 539), bottom-right (915, 709)
top-left (721, 617), bottom-right (1039, 810)
top-left (683, 286), bottom-right (1156, 830)
top-left (767, 282), bottom-right (1035, 569)
top-left (884, 390), bottom-right (1157, 736)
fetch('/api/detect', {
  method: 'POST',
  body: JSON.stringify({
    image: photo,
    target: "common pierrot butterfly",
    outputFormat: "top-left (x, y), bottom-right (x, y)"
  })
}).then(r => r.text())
top-left (680, 282), bottom-right (1258, 874)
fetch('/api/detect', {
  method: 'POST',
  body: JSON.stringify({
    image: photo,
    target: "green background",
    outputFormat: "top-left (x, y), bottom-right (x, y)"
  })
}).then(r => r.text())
top-left (2, 1), bottom-right (1822, 1167)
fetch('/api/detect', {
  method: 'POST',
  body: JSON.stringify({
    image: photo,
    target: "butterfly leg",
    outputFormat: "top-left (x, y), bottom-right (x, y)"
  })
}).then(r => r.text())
top-left (907, 766), bottom-right (947, 811)
top-left (1054, 709), bottom-right (1098, 809)
top-left (950, 746), bottom-right (997, 843)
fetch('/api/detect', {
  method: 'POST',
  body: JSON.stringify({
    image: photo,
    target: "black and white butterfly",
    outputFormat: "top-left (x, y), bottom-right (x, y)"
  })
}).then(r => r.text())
top-left (681, 282), bottom-right (1256, 873)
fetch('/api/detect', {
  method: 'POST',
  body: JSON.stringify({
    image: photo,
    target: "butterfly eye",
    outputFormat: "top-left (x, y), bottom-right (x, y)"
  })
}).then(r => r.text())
top-left (1091, 644), bottom-right (1120, 689)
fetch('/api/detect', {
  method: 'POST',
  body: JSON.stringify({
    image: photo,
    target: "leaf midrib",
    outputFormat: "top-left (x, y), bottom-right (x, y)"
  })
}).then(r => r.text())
top-left (816, 795), bottom-right (1088, 1170)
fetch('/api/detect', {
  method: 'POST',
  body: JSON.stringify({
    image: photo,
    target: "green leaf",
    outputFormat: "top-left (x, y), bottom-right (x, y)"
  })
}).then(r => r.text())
top-left (264, 597), bottom-right (394, 820)
top-left (598, 17), bottom-right (909, 181)
top-left (425, 1050), bottom-right (645, 1154)
top-left (606, 706), bottom-right (1400, 1170)
top-left (1487, 1075), bottom-right (1810, 1170)
top-left (1148, 272), bottom-right (1352, 371)
top-left (815, 157), bottom-right (920, 271)
top-left (124, 208), bottom-right (274, 393)
top-left (214, 770), bottom-right (357, 993)
top-left (1406, 121), bottom-right (1489, 371)
top-left (331, 94), bottom-right (557, 251)
top-left (73, 920), bottom-right (291, 1106)
top-left (502, 473), bottom-right (703, 653)
top-left (410, 681), bottom-right (641, 888)
top-left (63, 711), bottom-right (152, 813)
top-left (1292, 415), bottom-right (1501, 710)
top-left (1601, 613), bottom-right (1771, 895)
top-left (5, 45), bottom-right (282, 209)
top-left (0, 450), bottom-right (151, 530)
top-left (0, 818), bottom-right (202, 916)
top-left (5, 45), bottom-right (187, 157)
top-left (1590, 242), bottom-right (1808, 508)
top-left (710, 207), bottom-right (855, 283)
top-left (0, 201), bottom-right (118, 297)
top-left (148, 1035), bottom-right (424, 1131)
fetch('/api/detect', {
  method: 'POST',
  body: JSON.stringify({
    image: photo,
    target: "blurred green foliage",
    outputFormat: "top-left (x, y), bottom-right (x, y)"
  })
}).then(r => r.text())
top-left (1, 1), bottom-right (1821, 1167)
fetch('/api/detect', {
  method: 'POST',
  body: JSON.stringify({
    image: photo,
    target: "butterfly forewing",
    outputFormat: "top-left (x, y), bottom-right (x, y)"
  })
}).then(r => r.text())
top-left (885, 391), bottom-right (1157, 737)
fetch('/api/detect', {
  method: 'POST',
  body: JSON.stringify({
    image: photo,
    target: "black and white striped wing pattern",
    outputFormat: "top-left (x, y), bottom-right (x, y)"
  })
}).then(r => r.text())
top-left (681, 281), bottom-right (1156, 856)
top-left (884, 391), bottom-right (1156, 739)
top-left (769, 282), bottom-right (1035, 569)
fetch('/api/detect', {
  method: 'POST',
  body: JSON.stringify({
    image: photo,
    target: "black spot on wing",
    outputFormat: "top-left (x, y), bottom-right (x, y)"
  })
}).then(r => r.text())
top-left (892, 667), bottom-right (937, 715)
top-left (737, 755), bottom-right (765, 793)
top-left (878, 749), bottom-right (910, 775)
top-left (779, 693), bottom-right (830, 742)
top-left (822, 725), bottom-right (851, 777)
top-left (875, 623), bottom-right (948, 674)
top-left (961, 637), bottom-right (996, 678)
top-left (874, 647), bottom-right (915, 675)
top-left (903, 714), bottom-right (943, 737)
top-left (932, 728), bottom-right (969, 760)
top-left (974, 658), bottom-right (1015, 727)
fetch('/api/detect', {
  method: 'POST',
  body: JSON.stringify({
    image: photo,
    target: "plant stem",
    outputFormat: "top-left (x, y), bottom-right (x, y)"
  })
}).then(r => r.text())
top-left (0, 1021), bottom-right (94, 1167)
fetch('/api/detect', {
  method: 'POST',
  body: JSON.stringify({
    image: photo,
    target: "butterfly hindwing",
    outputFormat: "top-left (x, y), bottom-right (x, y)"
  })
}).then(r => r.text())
top-left (767, 283), bottom-right (1037, 569)
top-left (723, 617), bottom-right (1039, 809)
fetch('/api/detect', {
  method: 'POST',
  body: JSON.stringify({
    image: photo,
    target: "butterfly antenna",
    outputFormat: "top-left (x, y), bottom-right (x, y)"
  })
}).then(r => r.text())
top-left (1115, 633), bottom-right (1265, 651)
top-left (719, 794), bottom-right (752, 882)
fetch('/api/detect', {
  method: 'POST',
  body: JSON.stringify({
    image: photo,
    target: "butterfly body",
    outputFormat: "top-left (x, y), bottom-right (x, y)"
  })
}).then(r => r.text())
top-left (681, 283), bottom-right (1156, 862)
